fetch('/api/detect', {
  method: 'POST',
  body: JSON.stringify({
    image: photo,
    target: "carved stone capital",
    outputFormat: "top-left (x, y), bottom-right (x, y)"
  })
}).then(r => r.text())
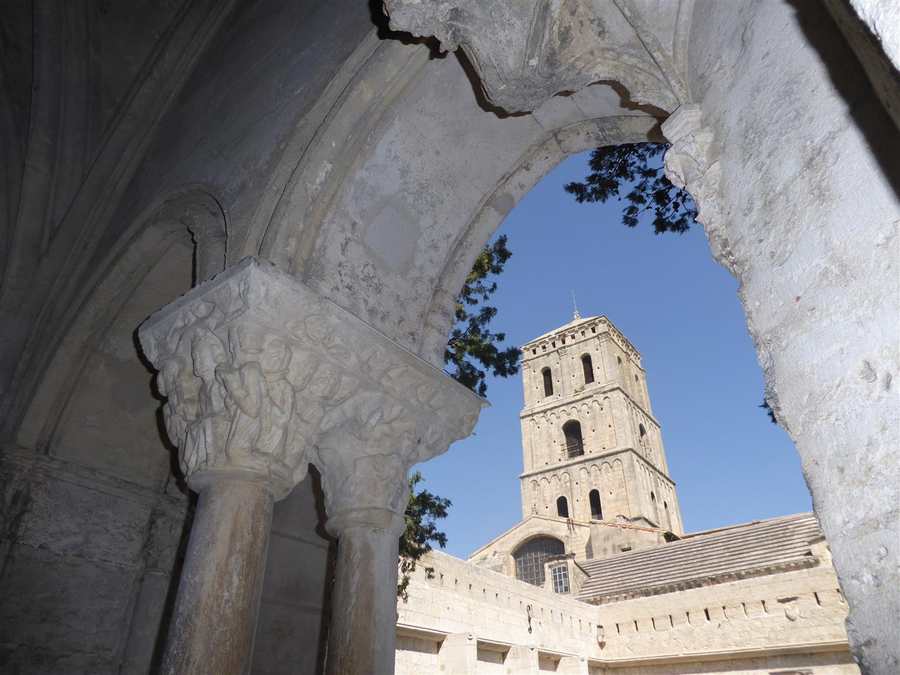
top-left (139, 257), bottom-right (484, 502)
top-left (384, 0), bottom-right (693, 113)
top-left (314, 352), bottom-right (484, 533)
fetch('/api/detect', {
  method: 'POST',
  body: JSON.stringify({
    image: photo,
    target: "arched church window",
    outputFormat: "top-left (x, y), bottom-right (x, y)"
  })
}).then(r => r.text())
top-left (542, 367), bottom-right (553, 396)
top-left (513, 537), bottom-right (565, 587)
top-left (664, 501), bottom-right (672, 531)
top-left (556, 496), bottom-right (569, 518)
top-left (638, 423), bottom-right (649, 452)
top-left (562, 420), bottom-right (584, 457)
top-left (581, 354), bottom-right (594, 384)
top-left (589, 489), bottom-right (603, 520)
top-left (650, 491), bottom-right (658, 523)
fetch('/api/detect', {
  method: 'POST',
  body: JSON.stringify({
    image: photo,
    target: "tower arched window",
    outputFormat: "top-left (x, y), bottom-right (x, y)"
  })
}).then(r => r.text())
top-left (650, 491), bottom-right (658, 523)
top-left (581, 354), bottom-right (594, 384)
top-left (542, 367), bottom-right (553, 397)
top-left (638, 423), bottom-right (649, 452)
top-left (589, 489), bottom-right (603, 520)
top-left (556, 496), bottom-right (569, 518)
top-left (562, 420), bottom-right (584, 458)
top-left (664, 501), bottom-right (672, 531)
top-left (514, 537), bottom-right (565, 587)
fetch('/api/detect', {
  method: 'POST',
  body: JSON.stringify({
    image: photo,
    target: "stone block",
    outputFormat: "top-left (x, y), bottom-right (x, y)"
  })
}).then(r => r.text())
top-left (0, 545), bottom-right (136, 659)
top-left (251, 601), bottom-right (324, 675)
top-left (16, 472), bottom-right (151, 566)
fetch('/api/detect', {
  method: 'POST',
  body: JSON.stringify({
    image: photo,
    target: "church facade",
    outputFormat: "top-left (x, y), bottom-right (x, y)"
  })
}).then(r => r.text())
top-left (396, 316), bottom-right (858, 674)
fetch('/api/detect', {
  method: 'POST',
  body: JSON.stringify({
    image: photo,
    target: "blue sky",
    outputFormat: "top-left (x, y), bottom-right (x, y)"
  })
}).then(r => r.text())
top-left (414, 151), bottom-right (812, 559)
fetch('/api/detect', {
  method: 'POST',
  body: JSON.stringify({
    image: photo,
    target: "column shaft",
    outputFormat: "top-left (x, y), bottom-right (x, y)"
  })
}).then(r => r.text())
top-left (325, 518), bottom-right (403, 675)
top-left (161, 477), bottom-right (274, 675)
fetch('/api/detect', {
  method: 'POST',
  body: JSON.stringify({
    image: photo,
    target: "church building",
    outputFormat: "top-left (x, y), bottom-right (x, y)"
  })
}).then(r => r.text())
top-left (396, 314), bottom-right (858, 674)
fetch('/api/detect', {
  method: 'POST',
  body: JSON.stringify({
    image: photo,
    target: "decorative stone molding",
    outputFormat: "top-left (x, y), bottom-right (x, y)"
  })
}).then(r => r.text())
top-left (383, 0), bottom-right (692, 113)
top-left (139, 257), bottom-right (484, 501)
top-left (661, 105), bottom-right (734, 274)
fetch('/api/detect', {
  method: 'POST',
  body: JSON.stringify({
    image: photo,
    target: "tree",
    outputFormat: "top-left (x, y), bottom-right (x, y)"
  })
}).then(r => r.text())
top-left (566, 142), bottom-right (776, 424)
top-left (398, 471), bottom-right (451, 599)
top-left (563, 143), bottom-right (697, 234)
top-left (444, 234), bottom-right (521, 397)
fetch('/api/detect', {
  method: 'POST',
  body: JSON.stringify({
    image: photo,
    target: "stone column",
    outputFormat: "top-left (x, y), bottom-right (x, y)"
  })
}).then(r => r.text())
top-left (159, 474), bottom-right (276, 673)
top-left (314, 353), bottom-right (483, 674)
top-left (437, 633), bottom-right (478, 674)
top-left (557, 655), bottom-right (590, 675)
top-left (505, 645), bottom-right (539, 673)
top-left (139, 257), bottom-right (478, 674)
top-left (141, 257), bottom-right (484, 675)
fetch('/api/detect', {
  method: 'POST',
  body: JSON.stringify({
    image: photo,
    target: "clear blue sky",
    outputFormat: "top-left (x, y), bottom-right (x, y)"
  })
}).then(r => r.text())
top-left (414, 151), bottom-right (812, 559)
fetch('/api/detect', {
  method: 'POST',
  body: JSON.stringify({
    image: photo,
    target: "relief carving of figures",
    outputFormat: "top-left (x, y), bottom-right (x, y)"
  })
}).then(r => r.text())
top-left (184, 326), bottom-right (228, 476)
top-left (215, 326), bottom-right (295, 469)
top-left (140, 258), bottom-right (484, 503)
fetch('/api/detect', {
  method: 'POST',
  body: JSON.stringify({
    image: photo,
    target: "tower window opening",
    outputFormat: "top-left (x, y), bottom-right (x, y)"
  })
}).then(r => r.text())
top-left (589, 489), bottom-right (603, 520)
top-left (542, 368), bottom-right (554, 397)
top-left (550, 564), bottom-right (570, 594)
top-left (562, 420), bottom-right (584, 457)
top-left (556, 496), bottom-right (569, 518)
top-left (514, 537), bottom-right (565, 587)
top-left (581, 354), bottom-right (594, 384)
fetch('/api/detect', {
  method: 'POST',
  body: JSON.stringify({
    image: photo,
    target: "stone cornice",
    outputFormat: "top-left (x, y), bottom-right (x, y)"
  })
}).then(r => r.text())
top-left (520, 383), bottom-right (660, 430)
top-left (585, 557), bottom-right (820, 605)
top-left (521, 316), bottom-right (642, 366)
top-left (591, 639), bottom-right (851, 668)
top-left (519, 447), bottom-right (676, 489)
top-left (139, 257), bottom-right (484, 501)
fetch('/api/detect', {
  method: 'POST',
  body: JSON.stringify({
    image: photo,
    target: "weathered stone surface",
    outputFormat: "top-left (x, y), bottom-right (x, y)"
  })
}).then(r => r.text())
top-left (383, 0), bottom-right (690, 113)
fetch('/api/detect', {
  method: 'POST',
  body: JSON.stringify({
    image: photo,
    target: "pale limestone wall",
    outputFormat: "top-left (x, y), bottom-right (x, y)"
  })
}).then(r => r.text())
top-left (594, 651), bottom-right (858, 675)
top-left (594, 563), bottom-right (852, 662)
top-left (395, 634), bottom-right (440, 675)
top-left (397, 550), bottom-right (858, 675)
top-left (398, 551), bottom-right (604, 659)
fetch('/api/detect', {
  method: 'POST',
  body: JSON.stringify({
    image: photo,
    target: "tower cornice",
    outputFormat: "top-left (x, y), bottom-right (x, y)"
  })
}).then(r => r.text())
top-left (519, 447), bottom-right (677, 488)
top-left (521, 315), bottom-right (642, 366)
top-left (520, 383), bottom-right (660, 429)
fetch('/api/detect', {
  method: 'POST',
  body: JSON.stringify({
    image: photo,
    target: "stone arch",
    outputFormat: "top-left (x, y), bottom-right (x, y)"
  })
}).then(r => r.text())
top-left (14, 188), bottom-right (228, 479)
top-left (246, 7), bottom-right (896, 665)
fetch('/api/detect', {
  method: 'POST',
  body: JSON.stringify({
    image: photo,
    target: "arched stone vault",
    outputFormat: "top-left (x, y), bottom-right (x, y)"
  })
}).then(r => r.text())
top-left (1, 1), bottom-right (896, 672)
top-left (253, 1), bottom-right (898, 671)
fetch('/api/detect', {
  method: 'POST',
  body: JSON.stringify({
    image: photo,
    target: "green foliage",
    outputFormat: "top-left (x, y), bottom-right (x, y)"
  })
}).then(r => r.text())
top-left (759, 399), bottom-right (778, 424)
top-left (444, 234), bottom-right (521, 397)
top-left (564, 143), bottom-right (698, 234)
top-left (566, 142), bottom-right (777, 425)
top-left (398, 471), bottom-right (451, 600)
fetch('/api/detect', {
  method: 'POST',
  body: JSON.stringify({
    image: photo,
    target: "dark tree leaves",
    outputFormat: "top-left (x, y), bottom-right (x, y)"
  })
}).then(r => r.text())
top-left (398, 471), bottom-right (452, 599)
top-left (444, 234), bottom-right (521, 397)
top-left (563, 143), bottom-right (698, 234)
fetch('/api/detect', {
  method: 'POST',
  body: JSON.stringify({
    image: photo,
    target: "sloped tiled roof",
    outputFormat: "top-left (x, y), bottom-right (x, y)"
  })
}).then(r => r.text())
top-left (577, 513), bottom-right (822, 603)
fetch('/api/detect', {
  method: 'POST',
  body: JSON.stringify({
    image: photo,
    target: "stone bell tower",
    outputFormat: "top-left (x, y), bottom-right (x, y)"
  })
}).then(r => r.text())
top-left (518, 313), bottom-right (683, 535)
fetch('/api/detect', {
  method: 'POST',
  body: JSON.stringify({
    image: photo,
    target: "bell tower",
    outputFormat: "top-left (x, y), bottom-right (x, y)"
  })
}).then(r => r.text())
top-left (518, 314), bottom-right (683, 535)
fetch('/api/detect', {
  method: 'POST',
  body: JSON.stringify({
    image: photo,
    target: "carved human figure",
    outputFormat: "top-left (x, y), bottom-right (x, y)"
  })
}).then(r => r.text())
top-left (256, 335), bottom-right (294, 457)
top-left (215, 326), bottom-right (295, 465)
top-left (217, 327), bottom-right (266, 464)
top-left (157, 356), bottom-right (192, 447)
top-left (183, 328), bottom-right (227, 475)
